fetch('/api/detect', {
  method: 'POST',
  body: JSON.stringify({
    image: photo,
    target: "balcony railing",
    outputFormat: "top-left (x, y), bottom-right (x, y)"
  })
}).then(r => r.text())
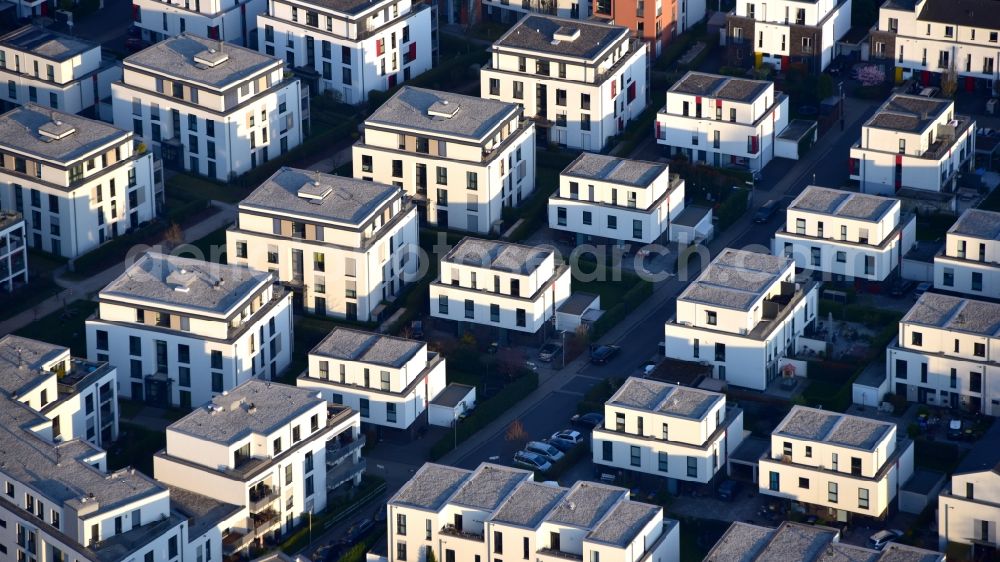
top-left (248, 485), bottom-right (279, 511)
top-left (327, 433), bottom-right (366, 465)
top-left (439, 525), bottom-right (484, 542)
top-left (538, 548), bottom-right (583, 561)
top-left (251, 509), bottom-right (280, 531)
top-left (222, 530), bottom-right (255, 554)
top-left (328, 458), bottom-right (366, 489)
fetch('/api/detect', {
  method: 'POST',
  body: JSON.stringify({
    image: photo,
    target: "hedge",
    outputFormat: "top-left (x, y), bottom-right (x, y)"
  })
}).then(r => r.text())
top-left (818, 300), bottom-right (903, 326)
top-left (589, 279), bottom-right (653, 339)
top-left (232, 117), bottom-right (358, 189)
top-left (71, 222), bottom-right (168, 276)
top-left (608, 104), bottom-right (659, 158)
top-left (716, 187), bottom-right (750, 232)
top-left (429, 371), bottom-right (539, 460)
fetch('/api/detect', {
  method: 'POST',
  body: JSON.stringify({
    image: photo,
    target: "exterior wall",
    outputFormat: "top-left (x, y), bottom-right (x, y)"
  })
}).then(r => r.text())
top-left (84, 292), bottom-right (293, 407)
top-left (227, 203), bottom-right (419, 322)
top-left (933, 227), bottom-right (1000, 299)
top-left (0, 216), bottom-right (28, 291)
top-left (480, 44), bottom-right (647, 151)
top-left (111, 72), bottom-right (305, 182)
top-left (724, 0), bottom-right (851, 71)
top-left (429, 264), bottom-right (571, 333)
top-left (352, 125), bottom-right (536, 234)
top-left (0, 149), bottom-right (157, 259)
top-left (133, 0), bottom-right (268, 46)
top-left (46, 367), bottom-right (120, 448)
top-left (591, 0), bottom-right (684, 57)
top-left (259, 1), bottom-right (434, 104)
top-left (887, 336), bottom-right (1000, 415)
top-left (938, 471), bottom-right (1000, 549)
top-left (655, 92), bottom-right (789, 172)
top-left (482, 0), bottom-right (591, 21)
top-left (772, 213), bottom-right (916, 281)
top-left (0, 62), bottom-right (121, 115)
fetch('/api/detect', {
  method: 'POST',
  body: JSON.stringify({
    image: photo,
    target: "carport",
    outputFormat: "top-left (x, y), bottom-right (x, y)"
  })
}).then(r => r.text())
top-left (727, 436), bottom-right (769, 484)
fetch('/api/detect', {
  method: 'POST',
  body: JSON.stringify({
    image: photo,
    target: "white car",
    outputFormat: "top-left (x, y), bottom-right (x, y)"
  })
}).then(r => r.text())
top-left (513, 450), bottom-right (552, 472)
top-left (868, 530), bottom-right (903, 551)
top-left (548, 430), bottom-right (584, 451)
top-left (525, 441), bottom-right (565, 463)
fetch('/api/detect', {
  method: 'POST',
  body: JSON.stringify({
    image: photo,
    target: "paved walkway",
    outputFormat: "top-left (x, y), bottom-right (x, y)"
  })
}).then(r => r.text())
top-left (0, 202), bottom-right (237, 336)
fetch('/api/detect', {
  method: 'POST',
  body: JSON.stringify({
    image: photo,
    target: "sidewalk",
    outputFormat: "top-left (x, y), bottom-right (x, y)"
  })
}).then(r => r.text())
top-left (0, 202), bottom-right (237, 336)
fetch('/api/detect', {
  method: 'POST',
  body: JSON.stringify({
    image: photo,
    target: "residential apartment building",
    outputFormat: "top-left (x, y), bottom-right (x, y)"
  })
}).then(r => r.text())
top-left (592, 377), bottom-right (745, 490)
top-left (480, 16), bottom-right (647, 151)
top-left (85, 252), bottom-right (293, 408)
top-left (352, 86), bottom-right (535, 234)
top-left (707, 521), bottom-right (944, 562)
top-left (664, 249), bottom-right (819, 391)
top-left (0, 382), bottom-right (190, 562)
top-left (429, 237), bottom-right (571, 335)
top-left (592, 0), bottom-right (703, 57)
top-left (112, 33), bottom-right (306, 182)
top-left (387, 462), bottom-right (680, 562)
top-left (0, 211), bottom-right (27, 292)
top-left (0, 104), bottom-right (158, 259)
top-left (257, 0), bottom-right (434, 104)
top-left (933, 208), bottom-right (1000, 300)
top-left (849, 94), bottom-right (975, 196)
top-left (132, 0), bottom-right (266, 46)
top-left (227, 167), bottom-right (419, 321)
top-left (937, 422), bottom-right (1000, 552)
top-left (869, 0), bottom-right (1000, 89)
top-left (482, 0), bottom-right (591, 23)
top-left (655, 72), bottom-right (790, 173)
top-left (772, 186), bottom-right (916, 282)
top-left (298, 327), bottom-right (447, 433)
top-left (0, 26), bottom-right (122, 116)
top-left (154, 380), bottom-right (365, 555)
top-left (887, 292), bottom-right (1000, 414)
top-left (548, 152), bottom-right (690, 245)
top-left (0, 334), bottom-right (118, 448)
top-left (724, 0), bottom-right (852, 72)
top-left (759, 406), bottom-right (915, 521)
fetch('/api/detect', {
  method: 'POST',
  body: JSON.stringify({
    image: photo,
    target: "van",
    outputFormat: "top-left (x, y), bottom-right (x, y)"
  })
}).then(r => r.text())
top-left (753, 200), bottom-right (778, 223)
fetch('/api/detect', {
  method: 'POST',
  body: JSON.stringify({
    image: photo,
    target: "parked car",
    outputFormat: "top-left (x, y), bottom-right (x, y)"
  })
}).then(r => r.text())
top-left (889, 279), bottom-right (915, 298)
top-left (570, 412), bottom-right (604, 430)
top-left (914, 282), bottom-right (932, 299)
top-left (948, 419), bottom-right (964, 440)
top-left (409, 321), bottom-right (424, 339)
top-left (513, 450), bottom-right (552, 472)
top-left (341, 519), bottom-right (375, 546)
top-left (868, 529), bottom-right (903, 551)
top-left (524, 441), bottom-right (565, 463)
top-left (548, 430), bottom-right (584, 451)
top-left (641, 361), bottom-right (657, 377)
top-left (316, 542), bottom-right (345, 562)
top-left (717, 480), bottom-right (741, 501)
top-left (538, 342), bottom-right (562, 363)
top-left (589, 345), bottom-right (620, 365)
top-left (753, 200), bottom-right (779, 223)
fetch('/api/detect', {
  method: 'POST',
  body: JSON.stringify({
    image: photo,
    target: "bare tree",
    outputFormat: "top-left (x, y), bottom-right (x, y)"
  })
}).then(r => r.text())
top-left (505, 419), bottom-right (529, 449)
top-left (941, 63), bottom-right (958, 98)
top-left (163, 223), bottom-right (185, 251)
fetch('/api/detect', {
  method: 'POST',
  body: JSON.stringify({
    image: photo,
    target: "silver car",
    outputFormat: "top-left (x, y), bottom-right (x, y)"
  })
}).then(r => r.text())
top-left (524, 441), bottom-right (565, 463)
top-left (513, 450), bottom-right (552, 472)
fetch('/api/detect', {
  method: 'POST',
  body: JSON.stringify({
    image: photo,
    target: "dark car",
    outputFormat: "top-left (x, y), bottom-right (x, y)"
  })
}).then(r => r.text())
top-left (589, 345), bottom-right (620, 365)
top-left (571, 412), bottom-right (604, 429)
top-left (316, 543), bottom-right (345, 562)
top-left (717, 480), bottom-right (741, 501)
top-left (125, 36), bottom-right (150, 52)
top-left (341, 519), bottom-right (375, 546)
top-left (889, 280), bottom-right (915, 298)
top-left (753, 200), bottom-right (779, 224)
top-left (538, 342), bottom-right (562, 363)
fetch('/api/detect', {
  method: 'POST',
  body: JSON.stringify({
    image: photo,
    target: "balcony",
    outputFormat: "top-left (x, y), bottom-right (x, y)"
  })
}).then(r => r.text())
top-left (251, 509), bottom-right (280, 532)
top-left (439, 524), bottom-right (484, 542)
top-left (327, 433), bottom-right (366, 465)
top-left (222, 530), bottom-right (255, 555)
top-left (328, 458), bottom-right (366, 489)
top-left (537, 549), bottom-right (583, 561)
top-left (248, 485), bottom-right (279, 511)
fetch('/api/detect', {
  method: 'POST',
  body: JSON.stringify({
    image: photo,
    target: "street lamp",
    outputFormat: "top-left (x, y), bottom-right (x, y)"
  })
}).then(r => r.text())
top-left (943, 503), bottom-right (955, 553)
top-left (838, 81), bottom-right (845, 131)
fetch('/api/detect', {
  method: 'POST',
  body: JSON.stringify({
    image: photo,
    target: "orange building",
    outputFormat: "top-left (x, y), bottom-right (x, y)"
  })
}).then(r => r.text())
top-left (592, 0), bottom-right (704, 58)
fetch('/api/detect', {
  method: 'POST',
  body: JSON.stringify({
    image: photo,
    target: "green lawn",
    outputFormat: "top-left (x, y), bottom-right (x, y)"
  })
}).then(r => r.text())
top-left (167, 173), bottom-right (249, 205)
top-left (107, 421), bottom-right (166, 476)
top-left (14, 300), bottom-right (97, 357)
top-left (572, 276), bottom-right (638, 310)
top-left (177, 226), bottom-right (229, 264)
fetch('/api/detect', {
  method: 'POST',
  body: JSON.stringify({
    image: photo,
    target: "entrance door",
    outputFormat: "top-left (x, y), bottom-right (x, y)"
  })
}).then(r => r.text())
top-left (131, 382), bottom-right (143, 401)
top-left (437, 209), bottom-right (449, 229)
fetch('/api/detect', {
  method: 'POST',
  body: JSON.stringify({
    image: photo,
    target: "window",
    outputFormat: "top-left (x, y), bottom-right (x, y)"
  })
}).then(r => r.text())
top-left (975, 343), bottom-right (986, 357)
top-left (360, 398), bottom-right (370, 418)
top-left (556, 207), bottom-right (567, 226)
top-left (991, 31), bottom-right (998, 42)
top-left (768, 471), bottom-right (780, 491)
top-left (582, 211), bottom-right (592, 226)
top-left (602, 441), bottom-right (613, 461)
top-left (705, 310), bottom-right (718, 326)
top-left (973, 272), bottom-right (983, 291)
top-left (607, 215), bottom-right (617, 229)
top-left (943, 268), bottom-right (954, 286)
top-left (516, 309), bottom-right (526, 327)
top-left (630, 445), bottom-right (641, 467)
top-left (632, 220), bottom-right (642, 240)
top-left (494, 531), bottom-right (503, 554)
top-left (211, 372), bottom-right (223, 393)
top-left (686, 456), bottom-right (698, 478)
top-left (835, 251), bottom-right (846, 263)
top-left (396, 514), bottom-right (407, 536)
top-left (811, 247), bottom-right (821, 266)
top-left (396, 543), bottom-right (407, 562)
top-left (466, 171), bottom-right (478, 190)
top-left (438, 295), bottom-right (448, 314)
top-left (715, 343), bottom-right (726, 361)
top-left (911, 332), bottom-right (923, 346)
top-left (858, 488), bottom-right (869, 509)
top-left (490, 304), bottom-right (500, 323)
top-left (828, 481), bottom-right (838, 503)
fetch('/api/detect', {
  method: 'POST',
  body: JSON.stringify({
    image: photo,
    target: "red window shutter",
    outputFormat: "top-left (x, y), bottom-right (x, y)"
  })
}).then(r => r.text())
top-left (654, 120), bottom-right (661, 139)
top-left (751, 135), bottom-right (759, 153)
top-left (408, 42), bottom-right (416, 59)
top-left (611, 81), bottom-right (617, 98)
top-left (696, 96), bottom-right (702, 104)
top-left (132, 4), bottom-right (141, 21)
top-left (389, 74), bottom-right (397, 88)
top-left (208, 25), bottom-right (219, 39)
top-left (376, 40), bottom-right (384, 56)
top-left (627, 82), bottom-right (636, 102)
top-left (716, 99), bottom-right (722, 108)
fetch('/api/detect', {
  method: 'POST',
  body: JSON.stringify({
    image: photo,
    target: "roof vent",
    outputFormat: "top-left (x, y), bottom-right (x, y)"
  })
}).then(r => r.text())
top-left (166, 267), bottom-right (196, 293)
top-left (38, 119), bottom-right (76, 141)
top-left (553, 26), bottom-right (580, 42)
top-left (298, 179), bottom-right (332, 201)
top-left (193, 48), bottom-right (230, 68)
top-left (428, 99), bottom-right (460, 119)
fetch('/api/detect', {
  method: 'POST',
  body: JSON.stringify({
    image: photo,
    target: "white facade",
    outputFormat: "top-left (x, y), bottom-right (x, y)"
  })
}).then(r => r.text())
top-left (227, 167), bottom-right (419, 322)
top-left (664, 249), bottom-right (819, 391)
top-left (937, 425), bottom-right (1000, 551)
top-left (850, 94), bottom-right (975, 195)
top-left (154, 380), bottom-right (365, 555)
top-left (933, 208), bottom-right (1000, 300)
top-left (0, 211), bottom-right (27, 291)
top-left (887, 292), bottom-right (1000, 415)
top-left (655, 72), bottom-right (790, 172)
top-left (872, 0), bottom-right (1000, 86)
top-left (759, 406), bottom-right (915, 520)
top-left (0, 26), bottom-right (122, 116)
top-left (0, 104), bottom-right (158, 259)
top-left (482, 0), bottom-right (592, 22)
top-left (112, 33), bottom-right (306, 183)
top-left (481, 15), bottom-right (647, 152)
top-left (592, 377), bottom-right (745, 486)
top-left (133, 0), bottom-right (267, 46)
top-left (429, 237), bottom-right (571, 334)
top-left (353, 86), bottom-right (535, 234)
top-left (85, 252), bottom-right (293, 408)
top-left (549, 153), bottom-right (687, 245)
top-left (258, 0), bottom-right (434, 104)
top-left (726, 0), bottom-right (852, 71)
top-left (298, 327), bottom-right (447, 431)
top-left (772, 186), bottom-right (916, 282)
top-left (387, 463), bottom-right (681, 562)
